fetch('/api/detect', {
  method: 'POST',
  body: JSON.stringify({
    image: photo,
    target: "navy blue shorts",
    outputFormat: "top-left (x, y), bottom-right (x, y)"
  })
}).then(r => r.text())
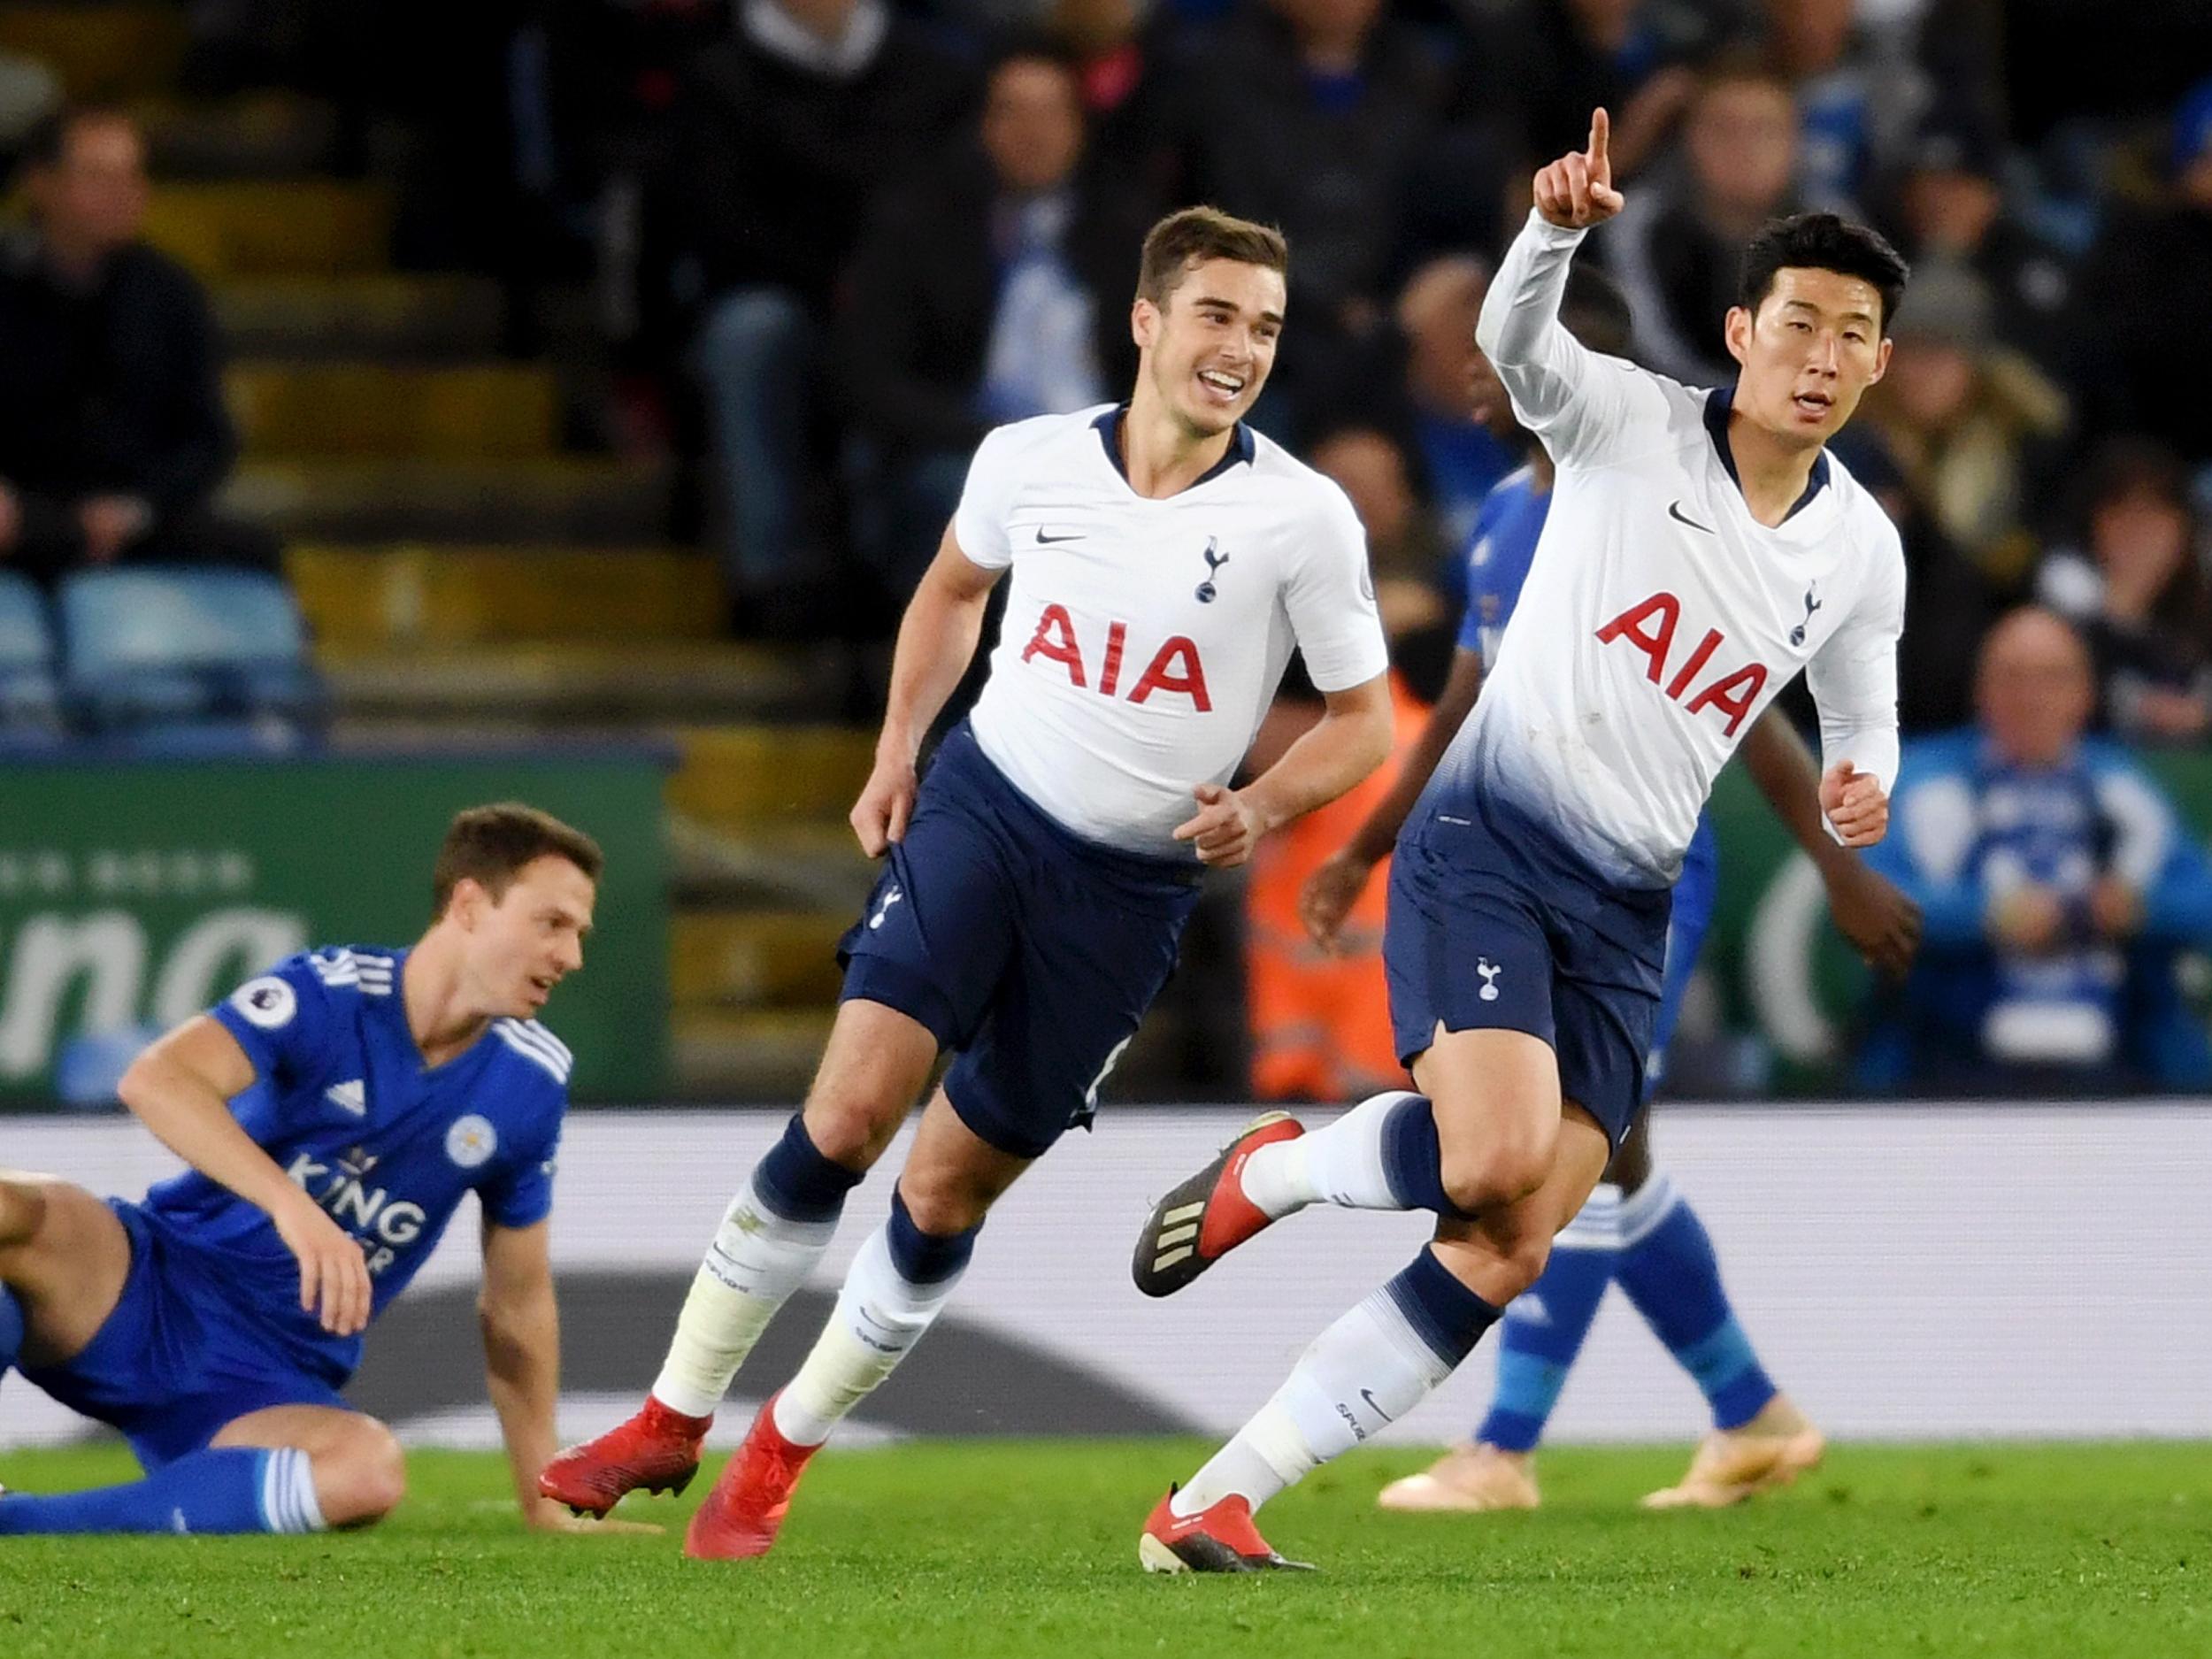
top-left (21, 1200), bottom-right (349, 1470)
top-left (1384, 797), bottom-right (1671, 1148)
top-left (839, 722), bottom-right (1203, 1160)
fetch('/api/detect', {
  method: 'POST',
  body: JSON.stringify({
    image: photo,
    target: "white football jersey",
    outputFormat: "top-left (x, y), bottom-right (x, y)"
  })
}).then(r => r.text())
top-left (955, 405), bottom-right (1388, 854)
top-left (1440, 211), bottom-right (1906, 887)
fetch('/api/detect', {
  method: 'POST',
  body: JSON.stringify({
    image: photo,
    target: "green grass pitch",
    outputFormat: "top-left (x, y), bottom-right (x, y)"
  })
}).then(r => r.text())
top-left (3, 1440), bottom-right (2209, 1657)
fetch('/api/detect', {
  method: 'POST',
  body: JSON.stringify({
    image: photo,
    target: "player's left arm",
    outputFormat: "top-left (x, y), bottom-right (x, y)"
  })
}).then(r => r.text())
top-left (1179, 672), bottom-right (1394, 868)
top-left (1738, 709), bottom-right (1921, 976)
top-left (478, 1217), bottom-right (658, 1536)
top-left (1176, 492), bottom-right (1394, 867)
top-left (1803, 541), bottom-right (1906, 849)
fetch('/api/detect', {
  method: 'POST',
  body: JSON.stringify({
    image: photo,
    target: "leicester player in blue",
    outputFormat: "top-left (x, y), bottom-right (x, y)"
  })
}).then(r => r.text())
top-left (1291, 268), bottom-right (1923, 1513)
top-left (0, 803), bottom-right (647, 1538)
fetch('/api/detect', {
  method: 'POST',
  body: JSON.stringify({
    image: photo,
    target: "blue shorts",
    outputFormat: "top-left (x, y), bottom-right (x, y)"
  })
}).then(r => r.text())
top-left (20, 1199), bottom-right (349, 1470)
top-left (1647, 814), bottom-right (1720, 1094)
top-left (1384, 796), bottom-right (1672, 1147)
top-left (839, 722), bottom-right (1203, 1160)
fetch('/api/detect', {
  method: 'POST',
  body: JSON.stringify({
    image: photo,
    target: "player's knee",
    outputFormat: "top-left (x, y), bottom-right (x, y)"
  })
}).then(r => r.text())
top-left (895, 1168), bottom-right (991, 1236)
top-left (801, 1094), bottom-right (905, 1170)
top-left (317, 1422), bottom-right (407, 1528)
top-left (1437, 1141), bottom-right (1551, 1218)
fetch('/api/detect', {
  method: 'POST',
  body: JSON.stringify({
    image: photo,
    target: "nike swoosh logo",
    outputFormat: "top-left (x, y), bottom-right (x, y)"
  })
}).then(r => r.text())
top-left (1034, 529), bottom-right (1082, 545)
top-left (1359, 1388), bottom-right (1393, 1422)
top-left (1668, 500), bottom-right (1714, 534)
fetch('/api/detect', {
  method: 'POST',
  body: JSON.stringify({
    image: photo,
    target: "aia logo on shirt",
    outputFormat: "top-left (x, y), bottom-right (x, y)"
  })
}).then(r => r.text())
top-left (1019, 603), bottom-right (1212, 711)
top-left (1595, 592), bottom-right (1770, 735)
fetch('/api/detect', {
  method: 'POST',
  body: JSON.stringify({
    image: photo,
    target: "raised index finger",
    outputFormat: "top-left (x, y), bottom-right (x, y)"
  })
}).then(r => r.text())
top-left (1587, 107), bottom-right (1610, 175)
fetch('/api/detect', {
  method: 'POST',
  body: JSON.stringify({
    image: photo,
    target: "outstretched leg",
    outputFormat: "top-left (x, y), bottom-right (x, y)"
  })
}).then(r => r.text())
top-left (1145, 1030), bottom-right (1610, 1571)
top-left (683, 1087), bottom-right (1026, 1560)
top-left (0, 1402), bottom-right (395, 1537)
top-left (539, 998), bottom-right (936, 1517)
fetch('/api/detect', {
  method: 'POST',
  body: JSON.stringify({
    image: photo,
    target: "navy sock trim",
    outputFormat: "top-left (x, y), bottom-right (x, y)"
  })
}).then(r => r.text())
top-left (1384, 1247), bottom-right (1502, 1369)
top-left (886, 1189), bottom-right (979, 1286)
top-left (753, 1114), bottom-right (864, 1224)
top-left (1378, 1094), bottom-right (1479, 1222)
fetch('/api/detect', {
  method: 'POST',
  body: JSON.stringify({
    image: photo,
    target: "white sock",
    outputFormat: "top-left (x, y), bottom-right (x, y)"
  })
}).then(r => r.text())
top-left (1240, 1089), bottom-right (1417, 1220)
top-left (262, 1447), bottom-right (327, 1534)
top-left (1171, 1282), bottom-right (1455, 1517)
top-left (651, 1175), bottom-right (837, 1419)
top-left (771, 1221), bottom-right (965, 1447)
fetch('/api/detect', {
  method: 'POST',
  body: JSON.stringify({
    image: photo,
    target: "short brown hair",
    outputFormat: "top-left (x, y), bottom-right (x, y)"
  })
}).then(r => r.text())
top-left (432, 803), bottom-right (603, 916)
top-left (1135, 206), bottom-right (1288, 306)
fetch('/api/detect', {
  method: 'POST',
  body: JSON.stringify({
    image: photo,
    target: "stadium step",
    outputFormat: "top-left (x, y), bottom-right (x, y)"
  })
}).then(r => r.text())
top-left (221, 457), bottom-right (670, 543)
top-left (136, 92), bottom-right (342, 179)
top-left (672, 910), bottom-right (847, 1010)
top-left (288, 544), bottom-right (721, 649)
top-left (229, 364), bottom-right (560, 461)
top-left (213, 276), bottom-right (505, 362)
top-left (668, 725), bottom-right (877, 833)
top-left (143, 180), bottom-right (394, 279)
top-left (671, 1008), bottom-right (838, 1101)
top-left (319, 641), bottom-right (843, 726)
top-left (0, 4), bottom-right (185, 102)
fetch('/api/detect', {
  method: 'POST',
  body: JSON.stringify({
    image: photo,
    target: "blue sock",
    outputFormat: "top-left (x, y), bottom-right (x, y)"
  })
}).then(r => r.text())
top-left (0, 1446), bottom-right (323, 1535)
top-left (1615, 1173), bottom-right (1778, 1430)
top-left (0, 1284), bottom-right (22, 1376)
top-left (1378, 1094), bottom-right (1479, 1221)
top-left (1476, 1187), bottom-right (1620, 1452)
top-left (754, 1113), bottom-right (865, 1224)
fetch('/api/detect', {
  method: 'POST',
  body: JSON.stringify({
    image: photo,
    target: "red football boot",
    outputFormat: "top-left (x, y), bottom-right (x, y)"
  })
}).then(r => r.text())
top-left (683, 1394), bottom-right (821, 1561)
top-left (1138, 1486), bottom-right (1314, 1573)
top-left (538, 1397), bottom-right (710, 1517)
top-left (1132, 1110), bottom-right (1304, 1296)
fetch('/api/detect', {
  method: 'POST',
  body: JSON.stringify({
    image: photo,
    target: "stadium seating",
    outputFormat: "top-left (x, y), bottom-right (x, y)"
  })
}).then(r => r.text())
top-left (0, 567), bottom-right (62, 741)
top-left (56, 565), bottom-right (326, 748)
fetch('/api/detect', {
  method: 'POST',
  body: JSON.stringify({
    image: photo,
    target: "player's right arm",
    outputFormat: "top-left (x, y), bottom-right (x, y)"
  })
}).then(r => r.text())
top-left (117, 1012), bottom-right (372, 1337)
top-left (1300, 645), bottom-right (1485, 952)
top-left (1479, 110), bottom-right (1658, 466)
top-left (849, 519), bottom-right (1002, 856)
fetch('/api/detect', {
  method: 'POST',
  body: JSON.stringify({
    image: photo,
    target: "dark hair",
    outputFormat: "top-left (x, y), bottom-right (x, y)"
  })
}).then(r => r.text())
top-left (19, 104), bottom-right (138, 171)
top-left (1560, 264), bottom-right (1635, 358)
top-left (1738, 212), bottom-right (1910, 335)
top-left (1136, 206), bottom-right (1288, 305)
top-left (433, 803), bottom-right (603, 916)
top-left (2076, 436), bottom-right (2210, 660)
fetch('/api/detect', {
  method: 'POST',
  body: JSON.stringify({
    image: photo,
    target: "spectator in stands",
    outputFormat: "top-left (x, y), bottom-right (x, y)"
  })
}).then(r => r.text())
top-left (1462, 0), bottom-right (1723, 191)
top-left (0, 107), bottom-right (276, 588)
top-left (1879, 105), bottom-right (2073, 371)
top-left (839, 49), bottom-right (1155, 600)
top-left (1389, 256), bottom-right (1518, 554)
top-left (2036, 438), bottom-right (2212, 748)
top-left (660, 0), bottom-right (974, 632)
top-left (1857, 257), bottom-right (2069, 596)
top-left (1176, 0), bottom-right (1486, 430)
top-left (1859, 607), bottom-right (2212, 1095)
top-left (2064, 74), bottom-right (2212, 466)
top-left (1306, 425), bottom-right (1448, 626)
top-left (1608, 57), bottom-right (1802, 388)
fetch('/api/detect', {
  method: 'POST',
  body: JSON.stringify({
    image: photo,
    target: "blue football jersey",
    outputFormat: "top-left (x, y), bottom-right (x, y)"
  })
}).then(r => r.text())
top-left (1455, 465), bottom-right (1551, 670)
top-left (139, 945), bottom-right (569, 1377)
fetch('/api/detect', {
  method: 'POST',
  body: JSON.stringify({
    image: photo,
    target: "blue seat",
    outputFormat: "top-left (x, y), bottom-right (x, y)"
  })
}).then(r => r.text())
top-left (58, 566), bottom-right (326, 740)
top-left (0, 568), bottom-right (62, 734)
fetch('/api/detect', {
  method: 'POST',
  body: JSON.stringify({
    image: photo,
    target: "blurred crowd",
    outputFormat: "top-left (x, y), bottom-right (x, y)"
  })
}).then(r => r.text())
top-left (0, 0), bottom-right (2207, 1098)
